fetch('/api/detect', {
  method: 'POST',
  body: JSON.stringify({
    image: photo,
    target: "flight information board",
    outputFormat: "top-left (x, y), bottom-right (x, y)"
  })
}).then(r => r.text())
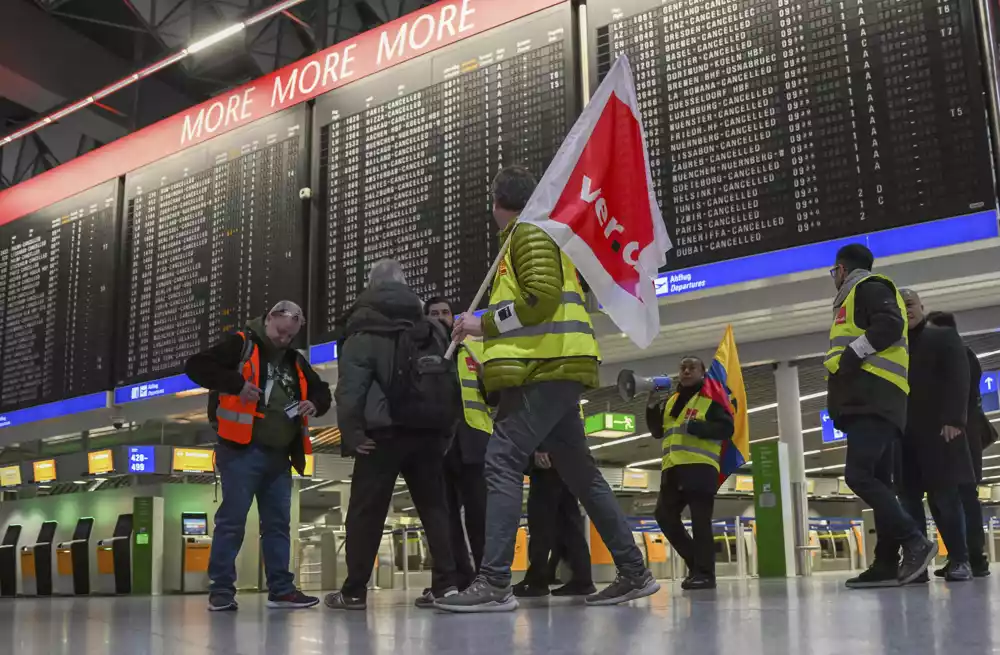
top-left (0, 181), bottom-right (118, 411)
top-left (314, 4), bottom-right (576, 339)
top-left (588, 0), bottom-right (996, 270)
top-left (119, 107), bottom-right (308, 384)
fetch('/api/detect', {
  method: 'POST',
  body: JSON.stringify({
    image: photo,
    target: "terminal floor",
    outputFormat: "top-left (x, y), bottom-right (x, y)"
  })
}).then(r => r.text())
top-left (2, 574), bottom-right (996, 654)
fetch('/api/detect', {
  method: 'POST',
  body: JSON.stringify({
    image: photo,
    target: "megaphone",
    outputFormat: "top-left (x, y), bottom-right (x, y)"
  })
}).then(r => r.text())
top-left (617, 369), bottom-right (673, 401)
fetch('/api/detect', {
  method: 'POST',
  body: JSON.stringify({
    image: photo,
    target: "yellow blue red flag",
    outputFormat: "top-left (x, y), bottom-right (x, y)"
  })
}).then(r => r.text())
top-left (700, 326), bottom-right (749, 486)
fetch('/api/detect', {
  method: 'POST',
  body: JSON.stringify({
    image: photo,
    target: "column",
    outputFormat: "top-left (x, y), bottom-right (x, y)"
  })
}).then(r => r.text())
top-left (774, 360), bottom-right (808, 575)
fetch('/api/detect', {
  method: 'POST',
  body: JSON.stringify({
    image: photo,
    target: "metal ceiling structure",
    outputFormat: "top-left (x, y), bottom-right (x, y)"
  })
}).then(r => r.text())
top-left (0, 0), bottom-right (436, 189)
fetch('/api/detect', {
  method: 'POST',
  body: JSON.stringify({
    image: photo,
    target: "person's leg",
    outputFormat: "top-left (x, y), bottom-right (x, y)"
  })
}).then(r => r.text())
top-left (555, 484), bottom-right (594, 587)
top-left (522, 469), bottom-right (559, 588)
top-left (458, 462), bottom-right (488, 580)
top-left (686, 489), bottom-right (717, 578)
top-left (872, 441), bottom-right (901, 567)
top-left (341, 445), bottom-right (399, 599)
top-left (959, 483), bottom-right (988, 570)
top-left (443, 463), bottom-right (475, 588)
top-left (928, 487), bottom-right (968, 564)
top-left (255, 454), bottom-right (295, 596)
top-left (654, 470), bottom-right (696, 571)
top-left (401, 441), bottom-right (458, 596)
top-left (208, 445), bottom-right (263, 598)
top-left (541, 384), bottom-right (648, 581)
top-left (897, 486), bottom-right (927, 540)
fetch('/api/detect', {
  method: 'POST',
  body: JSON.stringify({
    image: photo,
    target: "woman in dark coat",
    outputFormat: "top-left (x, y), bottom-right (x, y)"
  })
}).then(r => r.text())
top-left (927, 310), bottom-right (992, 577)
top-left (899, 290), bottom-right (974, 581)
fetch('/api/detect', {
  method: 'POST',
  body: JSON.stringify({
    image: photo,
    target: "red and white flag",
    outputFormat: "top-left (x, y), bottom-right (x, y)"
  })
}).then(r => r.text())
top-left (518, 55), bottom-right (671, 348)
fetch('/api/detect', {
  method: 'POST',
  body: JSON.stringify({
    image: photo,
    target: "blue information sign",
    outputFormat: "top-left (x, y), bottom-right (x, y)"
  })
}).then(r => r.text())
top-left (980, 372), bottom-right (1000, 413)
top-left (820, 410), bottom-right (846, 444)
top-left (128, 446), bottom-right (156, 474)
top-left (114, 375), bottom-right (199, 405)
top-left (0, 392), bottom-right (107, 429)
top-left (309, 342), bottom-right (338, 365)
top-left (656, 211), bottom-right (998, 298)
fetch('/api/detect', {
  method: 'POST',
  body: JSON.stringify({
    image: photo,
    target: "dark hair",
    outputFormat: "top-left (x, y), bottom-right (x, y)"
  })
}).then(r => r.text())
top-left (835, 244), bottom-right (874, 273)
top-left (423, 296), bottom-right (453, 316)
top-left (926, 311), bottom-right (957, 329)
top-left (492, 166), bottom-right (536, 212)
top-left (680, 355), bottom-right (706, 371)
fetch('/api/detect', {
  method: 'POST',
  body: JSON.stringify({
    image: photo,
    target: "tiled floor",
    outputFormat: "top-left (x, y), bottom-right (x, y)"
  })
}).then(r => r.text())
top-left (1, 574), bottom-right (995, 654)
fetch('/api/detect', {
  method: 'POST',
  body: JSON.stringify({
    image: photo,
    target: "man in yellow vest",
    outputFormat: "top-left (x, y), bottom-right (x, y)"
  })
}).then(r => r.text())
top-left (424, 296), bottom-right (491, 592)
top-left (826, 244), bottom-right (936, 587)
top-left (438, 166), bottom-right (658, 613)
top-left (648, 355), bottom-right (734, 590)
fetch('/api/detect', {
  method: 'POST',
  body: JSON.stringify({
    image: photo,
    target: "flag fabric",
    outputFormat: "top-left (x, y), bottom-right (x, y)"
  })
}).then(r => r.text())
top-left (702, 326), bottom-right (749, 487)
top-left (516, 55), bottom-right (671, 348)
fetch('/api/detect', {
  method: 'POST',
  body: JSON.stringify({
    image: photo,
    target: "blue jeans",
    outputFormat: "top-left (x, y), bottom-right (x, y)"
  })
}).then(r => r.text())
top-left (480, 381), bottom-right (646, 587)
top-left (208, 443), bottom-right (294, 596)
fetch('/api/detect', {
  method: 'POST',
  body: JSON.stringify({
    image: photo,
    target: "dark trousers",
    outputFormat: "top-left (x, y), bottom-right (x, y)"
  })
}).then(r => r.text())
top-left (654, 467), bottom-right (717, 577)
top-left (480, 381), bottom-right (646, 587)
top-left (209, 444), bottom-right (295, 596)
top-left (443, 449), bottom-right (487, 589)
top-left (898, 486), bottom-right (968, 563)
top-left (844, 416), bottom-right (921, 559)
top-left (342, 438), bottom-right (456, 597)
top-left (523, 467), bottom-right (593, 587)
top-left (959, 484), bottom-right (988, 567)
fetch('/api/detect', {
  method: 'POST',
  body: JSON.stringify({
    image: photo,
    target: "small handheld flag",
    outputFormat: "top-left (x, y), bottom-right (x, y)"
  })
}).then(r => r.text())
top-left (703, 326), bottom-right (749, 487)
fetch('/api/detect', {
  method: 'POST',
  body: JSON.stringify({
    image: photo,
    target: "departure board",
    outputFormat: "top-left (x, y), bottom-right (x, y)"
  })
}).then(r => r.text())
top-left (0, 181), bottom-right (119, 411)
top-left (588, 0), bottom-right (996, 270)
top-left (120, 107), bottom-right (308, 384)
top-left (314, 4), bottom-right (576, 339)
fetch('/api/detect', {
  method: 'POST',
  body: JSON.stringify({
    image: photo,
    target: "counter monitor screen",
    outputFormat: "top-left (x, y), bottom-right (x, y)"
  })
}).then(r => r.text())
top-left (0, 465), bottom-right (21, 487)
top-left (172, 448), bottom-right (214, 473)
top-left (87, 449), bottom-right (114, 475)
top-left (181, 514), bottom-right (208, 536)
top-left (32, 459), bottom-right (56, 483)
top-left (128, 446), bottom-right (156, 474)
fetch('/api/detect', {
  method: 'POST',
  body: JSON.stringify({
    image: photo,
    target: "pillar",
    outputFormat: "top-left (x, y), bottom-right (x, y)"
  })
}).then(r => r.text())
top-left (774, 361), bottom-right (809, 575)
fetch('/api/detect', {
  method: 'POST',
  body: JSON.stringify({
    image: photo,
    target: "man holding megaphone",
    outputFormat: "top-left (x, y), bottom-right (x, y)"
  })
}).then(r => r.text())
top-left (642, 356), bottom-right (735, 590)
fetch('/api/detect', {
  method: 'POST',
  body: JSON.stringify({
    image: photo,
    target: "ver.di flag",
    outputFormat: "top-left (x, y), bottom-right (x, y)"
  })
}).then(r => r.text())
top-left (700, 326), bottom-right (749, 487)
top-left (516, 55), bottom-right (671, 348)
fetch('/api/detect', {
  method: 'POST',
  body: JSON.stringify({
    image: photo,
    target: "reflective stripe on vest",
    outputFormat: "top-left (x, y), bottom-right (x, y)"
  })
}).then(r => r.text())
top-left (216, 332), bottom-right (314, 455)
top-left (824, 273), bottom-right (910, 394)
top-left (457, 341), bottom-right (493, 434)
top-left (661, 392), bottom-right (721, 472)
top-left (483, 225), bottom-right (601, 363)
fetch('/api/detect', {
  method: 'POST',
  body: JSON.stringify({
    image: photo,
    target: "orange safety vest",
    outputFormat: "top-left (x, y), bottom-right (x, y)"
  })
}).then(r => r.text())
top-left (216, 332), bottom-right (313, 455)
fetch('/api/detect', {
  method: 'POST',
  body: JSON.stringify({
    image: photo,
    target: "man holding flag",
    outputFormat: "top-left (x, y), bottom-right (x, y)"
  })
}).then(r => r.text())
top-left (647, 328), bottom-right (748, 590)
top-left (438, 55), bottom-right (671, 613)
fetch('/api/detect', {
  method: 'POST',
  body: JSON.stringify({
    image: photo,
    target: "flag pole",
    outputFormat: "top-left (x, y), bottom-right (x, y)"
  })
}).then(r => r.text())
top-left (445, 227), bottom-right (515, 360)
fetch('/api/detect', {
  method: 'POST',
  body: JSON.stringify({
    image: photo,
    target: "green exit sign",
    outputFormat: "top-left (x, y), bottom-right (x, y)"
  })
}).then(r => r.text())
top-left (584, 412), bottom-right (636, 438)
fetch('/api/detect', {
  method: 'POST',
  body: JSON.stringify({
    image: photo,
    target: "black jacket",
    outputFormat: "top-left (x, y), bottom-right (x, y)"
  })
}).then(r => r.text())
top-left (184, 319), bottom-right (332, 475)
top-left (899, 321), bottom-right (974, 491)
top-left (964, 345), bottom-right (987, 482)
top-left (827, 276), bottom-right (908, 433)
top-left (335, 281), bottom-right (438, 456)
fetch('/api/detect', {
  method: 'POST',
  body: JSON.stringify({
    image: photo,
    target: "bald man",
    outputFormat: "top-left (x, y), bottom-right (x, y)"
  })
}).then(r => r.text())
top-left (186, 301), bottom-right (332, 611)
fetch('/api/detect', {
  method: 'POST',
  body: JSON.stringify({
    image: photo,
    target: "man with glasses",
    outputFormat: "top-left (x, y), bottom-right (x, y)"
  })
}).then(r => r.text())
top-left (826, 245), bottom-right (936, 588)
top-left (186, 301), bottom-right (331, 611)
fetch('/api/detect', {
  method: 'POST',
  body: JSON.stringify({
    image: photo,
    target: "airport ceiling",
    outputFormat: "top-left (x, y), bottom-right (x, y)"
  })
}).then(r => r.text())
top-left (1, 0), bottom-right (435, 188)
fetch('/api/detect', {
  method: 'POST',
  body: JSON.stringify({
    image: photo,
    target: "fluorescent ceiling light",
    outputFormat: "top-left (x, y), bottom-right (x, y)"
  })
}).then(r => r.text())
top-left (401, 506), bottom-right (415, 512)
top-left (245, 0), bottom-right (308, 26)
top-left (590, 433), bottom-right (651, 451)
top-left (579, 399), bottom-right (590, 405)
top-left (187, 23), bottom-right (246, 54)
top-left (977, 349), bottom-right (1000, 359)
top-left (747, 391), bottom-right (827, 415)
top-left (626, 458), bottom-right (661, 469)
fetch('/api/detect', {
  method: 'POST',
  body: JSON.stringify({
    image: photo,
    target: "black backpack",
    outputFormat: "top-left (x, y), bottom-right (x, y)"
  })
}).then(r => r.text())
top-left (386, 319), bottom-right (460, 432)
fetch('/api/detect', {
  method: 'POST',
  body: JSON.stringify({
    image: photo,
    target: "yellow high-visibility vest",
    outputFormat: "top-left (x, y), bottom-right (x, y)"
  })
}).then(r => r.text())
top-left (824, 273), bottom-right (909, 393)
top-left (456, 340), bottom-right (492, 434)
top-left (661, 392), bottom-right (721, 472)
top-left (483, 225), bottom-right (600, 363)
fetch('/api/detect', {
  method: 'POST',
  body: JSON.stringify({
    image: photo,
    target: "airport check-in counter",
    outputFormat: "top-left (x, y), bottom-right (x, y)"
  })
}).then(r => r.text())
top-left (55, 517), bottom-right (95, 595)
top-left (0, 525), bottom-right (22, 597)
top-left (807, 519), bottom-right (862, 573)
top-left (94, 514), bottom-right (133, 595)
top-left (180, 513), bottom-right (211, 593)
top-left (21, 521), bottom-right (58, 596)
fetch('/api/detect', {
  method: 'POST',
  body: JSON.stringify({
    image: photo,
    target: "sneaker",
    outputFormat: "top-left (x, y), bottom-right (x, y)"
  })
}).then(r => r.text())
top-left (585, 570), bottom-right (660, 606)
top-left (945, 561), bottom-right (973, 582)
top-left (910, 570), bottom-right (930, 584)
top-left (845, 563), bottom-right (900, 589)
top-left (680, 574), bottom-right (716, 591)
top-left (324, 591), bottom-right (367, 611)
top-left (934, 562), bottom-right (950, 578)
top-left (899, 537), bottom-right (938, 585)
top-left (512, 580), bottom-right (550, 598)
top-left (434, 576), bottom-right (519, 613)
top-left (414, 587), bottom-right (458, 609)
top-left (972, 561), bottom-right (991, 578)
top-left (208, 593), bottom-right (238, 612)
top-left (551, 581), bottom-right (597, 597)
top-left (267, 590), bottom-right (320, 609)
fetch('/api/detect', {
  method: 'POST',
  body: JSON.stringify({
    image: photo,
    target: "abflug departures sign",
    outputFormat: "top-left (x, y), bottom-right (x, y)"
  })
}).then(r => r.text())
top-left (587, 0), bottom-right (996, 271)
